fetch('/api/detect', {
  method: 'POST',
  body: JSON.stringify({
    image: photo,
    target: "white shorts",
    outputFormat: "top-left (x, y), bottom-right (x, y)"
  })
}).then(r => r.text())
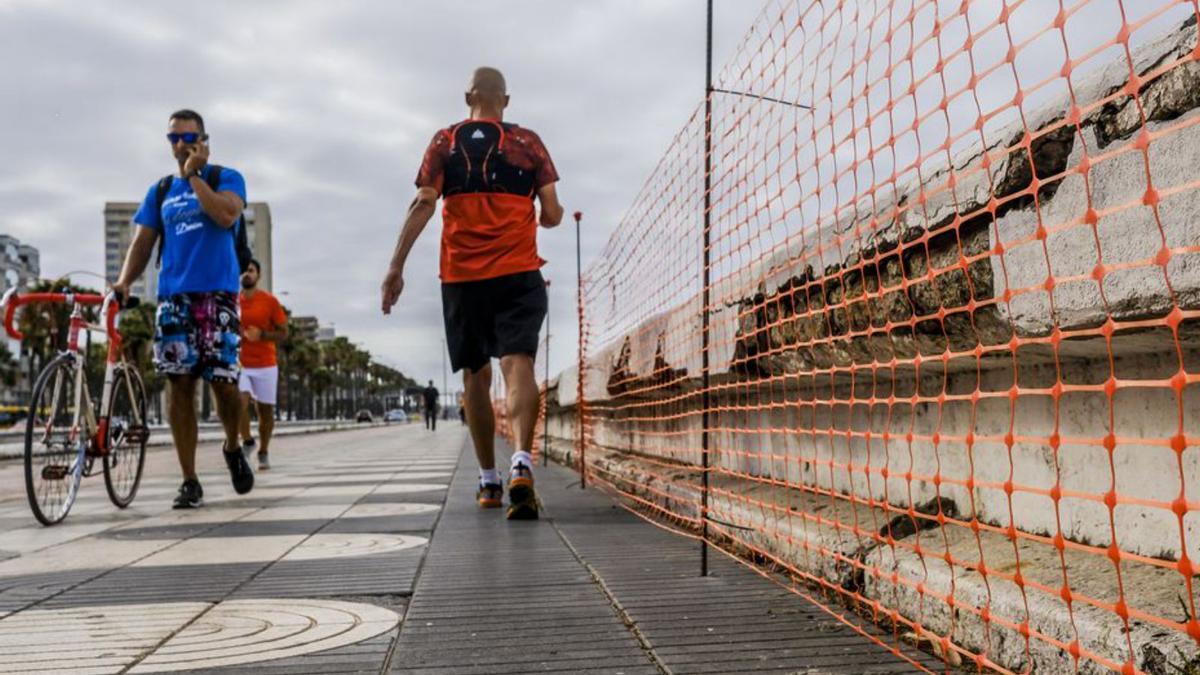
top-left (238, 366), bottom-right (279, 406)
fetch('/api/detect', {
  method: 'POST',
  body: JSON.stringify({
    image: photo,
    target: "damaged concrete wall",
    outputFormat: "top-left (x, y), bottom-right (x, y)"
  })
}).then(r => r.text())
top-left (550, 15), bottom-right (1200, 675)
top-left (580, 13), bottom-right (1200, 563)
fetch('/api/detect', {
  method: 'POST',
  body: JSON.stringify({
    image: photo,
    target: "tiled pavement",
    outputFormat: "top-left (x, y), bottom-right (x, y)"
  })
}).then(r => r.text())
top-left (0, 425), bottom-right (453, 674)
top-left (0, 425), bottom-right (939, 674)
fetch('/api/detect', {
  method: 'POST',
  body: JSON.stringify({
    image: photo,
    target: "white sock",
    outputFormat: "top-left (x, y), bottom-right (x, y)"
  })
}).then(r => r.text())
top-left (480, 468), bottom-right (501, 485)
top-left (511, 451), bottom-right (533, 469)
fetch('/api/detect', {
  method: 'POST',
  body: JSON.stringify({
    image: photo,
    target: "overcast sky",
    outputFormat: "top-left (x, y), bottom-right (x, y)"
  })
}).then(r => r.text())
top-left (0, 0), bottom-right (765, 386)
top-left (6, 0), bottom-right (1191, 392)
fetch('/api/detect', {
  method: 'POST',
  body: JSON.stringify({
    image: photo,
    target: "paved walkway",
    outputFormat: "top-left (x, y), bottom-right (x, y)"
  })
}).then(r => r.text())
top-left (0, 426), bottom-right (937, 673)
top-left (394, 440), bottom-right (939, 675)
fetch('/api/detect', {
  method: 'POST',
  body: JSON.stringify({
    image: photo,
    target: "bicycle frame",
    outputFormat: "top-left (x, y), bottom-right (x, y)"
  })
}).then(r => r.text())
top-left (1, 289), bottom-right (142, 458)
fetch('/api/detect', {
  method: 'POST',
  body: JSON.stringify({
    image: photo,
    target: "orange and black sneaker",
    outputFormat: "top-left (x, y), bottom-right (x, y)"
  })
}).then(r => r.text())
top-left (477, 482), bottom-right (503, 509)
top-left (506, 463), bottom-right (539, 520)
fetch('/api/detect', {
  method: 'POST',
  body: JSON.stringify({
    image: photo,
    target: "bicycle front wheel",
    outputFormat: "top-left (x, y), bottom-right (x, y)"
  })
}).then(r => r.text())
top-left (103, 364), bottom-right (147, 508)
top-left (25, 353), bottom-right (85, 526)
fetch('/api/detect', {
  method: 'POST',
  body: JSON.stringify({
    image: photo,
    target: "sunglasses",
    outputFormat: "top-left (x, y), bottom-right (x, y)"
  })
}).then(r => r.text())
top-left (166, 132), bottom-right (206, 144)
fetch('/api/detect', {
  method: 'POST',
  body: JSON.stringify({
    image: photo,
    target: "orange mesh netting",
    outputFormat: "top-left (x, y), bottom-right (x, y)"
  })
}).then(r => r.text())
top-left (569, 1), bottom-right (1200, 672)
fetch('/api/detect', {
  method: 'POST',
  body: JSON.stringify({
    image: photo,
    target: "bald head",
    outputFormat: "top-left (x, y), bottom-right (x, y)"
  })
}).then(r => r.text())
top-left (465, 67), bottom-right (509, 117)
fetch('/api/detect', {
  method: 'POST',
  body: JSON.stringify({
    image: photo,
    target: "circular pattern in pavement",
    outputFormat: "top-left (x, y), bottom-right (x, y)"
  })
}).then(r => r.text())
top-left (129, 533), bottom-right (428, 567)
top-left (341, 502), bottom-right (439, 518)
top-left (0, 598), bottom-right (400, 673)
top-left (107, 502), bottom-right (442, 533)
top-left (266, 472), bottom-right (451, 487)
top-left (302, 483), bottom-right (447, 497)
top-left (284, 533), bottom-right (427, 561)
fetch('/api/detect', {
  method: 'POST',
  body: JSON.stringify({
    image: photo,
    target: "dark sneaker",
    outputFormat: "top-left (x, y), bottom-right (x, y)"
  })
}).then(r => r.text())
top-left (506, 464), bottom-right (538, 520)
top-left (224, 446), bottom-right (255, 495)
top-left (241, 437), bottom-right (256, 456)
top-left (173, 478), bottom-right (204, 509)
top-left (257, 451), bottom-right (271, 471)
top-left (477, 482), bottom-right (503, 509)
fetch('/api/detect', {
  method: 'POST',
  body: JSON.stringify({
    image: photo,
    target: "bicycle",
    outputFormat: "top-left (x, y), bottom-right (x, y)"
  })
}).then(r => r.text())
top-left (1, 288), bottom-right (149, 526)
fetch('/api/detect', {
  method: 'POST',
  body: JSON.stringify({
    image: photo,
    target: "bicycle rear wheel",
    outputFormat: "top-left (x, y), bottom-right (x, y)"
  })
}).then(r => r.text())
top-left (103, 365), bottom-right (147, 508)
top-left (25, 354), bottom-right (85, 526)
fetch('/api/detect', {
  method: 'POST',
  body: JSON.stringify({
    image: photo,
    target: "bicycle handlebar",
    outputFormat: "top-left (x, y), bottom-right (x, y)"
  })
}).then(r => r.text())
top-left (1, 290), bottom-right (137, 341)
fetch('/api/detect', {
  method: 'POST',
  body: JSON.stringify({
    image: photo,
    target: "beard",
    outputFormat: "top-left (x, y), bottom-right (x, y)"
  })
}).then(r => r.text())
top-left (241, 277), bottom-right (256, 289)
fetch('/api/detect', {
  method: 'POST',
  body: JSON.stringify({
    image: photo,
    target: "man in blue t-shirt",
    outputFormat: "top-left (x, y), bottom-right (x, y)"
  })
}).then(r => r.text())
top-left (112, 109), bottom-right (254, 509)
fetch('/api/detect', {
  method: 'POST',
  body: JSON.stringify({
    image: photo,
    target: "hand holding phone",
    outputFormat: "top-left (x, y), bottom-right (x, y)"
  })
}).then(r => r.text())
top-left (181, 137), bottom-right (210, 177)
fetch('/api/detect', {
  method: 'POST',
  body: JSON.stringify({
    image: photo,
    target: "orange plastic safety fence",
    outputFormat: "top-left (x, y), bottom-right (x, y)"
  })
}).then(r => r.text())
top-left (576, 1), bottom-right (1200, 673)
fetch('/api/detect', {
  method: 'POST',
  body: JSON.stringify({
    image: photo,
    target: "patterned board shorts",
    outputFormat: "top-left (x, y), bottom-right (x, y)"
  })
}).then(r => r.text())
top-left (154, 291), bottom-right (241, 383)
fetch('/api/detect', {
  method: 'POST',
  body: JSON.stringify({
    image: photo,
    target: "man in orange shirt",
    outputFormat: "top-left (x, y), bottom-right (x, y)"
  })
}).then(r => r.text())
top-left (381, 66), bottom-right (563, 520)
top-left (238, 259), bottom-right (288, 470)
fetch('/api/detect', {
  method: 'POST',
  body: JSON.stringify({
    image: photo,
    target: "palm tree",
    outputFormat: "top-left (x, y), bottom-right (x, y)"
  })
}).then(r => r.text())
top-left (368, 361), bottom-right (412, 412)
top-left (322, 337), bottom-right (361, 418)
top-left (116, 302), bottom-right (162, 422)
top-left (16, 278), bottom-right (100, 390)
top-left (349, 345), bottom-right (371, 413)
top-left (0, 342), bottom-right (19, 390)
top-left (286, 335), bottom-right (323, 419)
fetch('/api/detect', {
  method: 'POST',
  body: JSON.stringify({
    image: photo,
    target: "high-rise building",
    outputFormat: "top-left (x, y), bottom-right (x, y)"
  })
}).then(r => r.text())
top-left (105, 200), bottom-right (273, 298)
top-left (0, 234), bottom-right (40, 294)
top-left (243, 203), bottom-right (273, 291)
top-left (0, 235), bottom-right (39, 403)
top-left (102, 202), bottom-right (151, 298)
top-left (291, 316), bottom-right (319, 341)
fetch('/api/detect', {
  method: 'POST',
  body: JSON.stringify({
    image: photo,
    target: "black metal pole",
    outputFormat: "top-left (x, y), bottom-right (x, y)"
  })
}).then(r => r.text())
top-left (575, 210), bottom-right (587, 489)
top-left (543, 279), bottom-right (550, 467)
top-left (701, 0), bottom-right (714, 578)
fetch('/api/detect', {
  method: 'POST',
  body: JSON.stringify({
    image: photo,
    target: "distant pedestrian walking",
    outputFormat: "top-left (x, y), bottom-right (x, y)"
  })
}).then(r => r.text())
top-left (381, 67), bottom-right (563, 520)
top-left (112, 108), bottom-right (255, 509)
top-left (423, 380), bottom-right (439, 431)
top-left (238, 259), bottom-right (288, 471)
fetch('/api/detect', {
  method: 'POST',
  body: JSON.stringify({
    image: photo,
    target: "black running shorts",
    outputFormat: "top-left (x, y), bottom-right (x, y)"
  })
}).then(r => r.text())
top-left (441, 270), bottom-right (548, 373)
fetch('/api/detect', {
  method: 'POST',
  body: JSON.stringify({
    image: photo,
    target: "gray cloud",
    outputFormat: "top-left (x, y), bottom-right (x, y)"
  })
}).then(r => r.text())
top-left (0, 0), bottom-right (775, 385)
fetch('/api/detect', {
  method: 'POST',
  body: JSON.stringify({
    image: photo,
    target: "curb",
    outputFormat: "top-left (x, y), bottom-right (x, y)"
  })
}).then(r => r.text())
top-left (0, 421), bottom-right (407, 461)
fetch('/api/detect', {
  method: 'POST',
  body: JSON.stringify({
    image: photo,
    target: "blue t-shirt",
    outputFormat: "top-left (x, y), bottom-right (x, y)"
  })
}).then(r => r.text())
top-left (132, 165), bottom-right (247, 298)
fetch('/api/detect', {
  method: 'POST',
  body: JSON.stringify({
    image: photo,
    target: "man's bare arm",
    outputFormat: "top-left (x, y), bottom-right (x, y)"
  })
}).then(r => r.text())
top-left (112, 226), bottom-right (159, 297)
top-left (190, 176), bottom-right (244, 228)
top-left (537, 182), bottom-right (563, 227)
top-left (262, 322), bottom-right (289, 343)
top-left (381, 186), bottom-right (440, 314)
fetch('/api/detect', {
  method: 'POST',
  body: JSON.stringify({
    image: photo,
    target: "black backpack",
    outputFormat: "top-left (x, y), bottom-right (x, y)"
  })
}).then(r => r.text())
top-left (443, 120), bottom-right (537, 198)
top-left (153, 164), bottom-right (252, 272)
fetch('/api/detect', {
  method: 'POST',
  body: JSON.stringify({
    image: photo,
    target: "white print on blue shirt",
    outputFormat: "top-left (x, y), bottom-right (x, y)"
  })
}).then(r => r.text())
top-left (163, 191), bottom-right (205, 236)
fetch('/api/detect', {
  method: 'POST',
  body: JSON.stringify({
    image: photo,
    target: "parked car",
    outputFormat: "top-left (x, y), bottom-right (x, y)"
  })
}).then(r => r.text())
top-left (355, 409), bottom-right (374, 423)
top-left (0, 406), bottom-right (27, 429)
top-left (384, 409), bottom-right (408, 423)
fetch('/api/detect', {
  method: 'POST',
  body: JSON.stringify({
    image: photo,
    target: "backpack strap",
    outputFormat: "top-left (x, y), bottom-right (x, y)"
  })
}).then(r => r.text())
top-left (154, 175), bottom-right (174, 207)
top-left (204, 164), bottom-right (224, 192)
top-left (153, 175), bottom-right (174, 268)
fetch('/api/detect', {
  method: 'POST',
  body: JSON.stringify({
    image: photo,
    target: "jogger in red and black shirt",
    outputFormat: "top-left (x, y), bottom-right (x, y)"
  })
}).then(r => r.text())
top-left (381, 67), bottom-right (564, 520)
